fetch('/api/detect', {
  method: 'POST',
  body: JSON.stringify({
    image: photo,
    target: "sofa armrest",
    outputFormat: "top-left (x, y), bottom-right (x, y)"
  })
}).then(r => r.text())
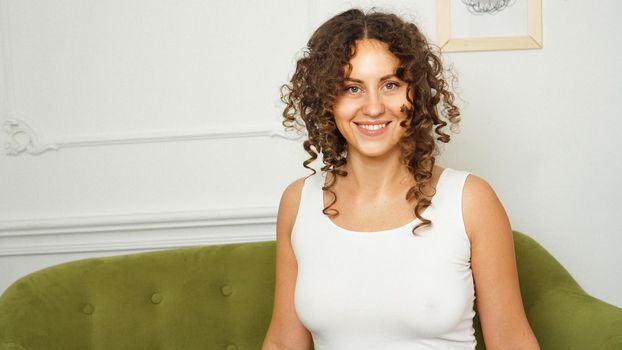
top-left (512, 231), bottom-right (622, 349)
top-left (527, 287), bottom-right (622, 349)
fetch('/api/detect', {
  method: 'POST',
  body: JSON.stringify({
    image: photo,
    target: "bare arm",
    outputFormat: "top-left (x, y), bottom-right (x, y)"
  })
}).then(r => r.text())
top-left (262, 178), bottom-right (313, 350)
top-left (463, 175), bottom-right (540, 350)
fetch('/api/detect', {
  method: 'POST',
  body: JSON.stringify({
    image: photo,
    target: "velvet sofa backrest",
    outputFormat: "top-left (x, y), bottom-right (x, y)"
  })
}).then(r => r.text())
top-left (1, 232), bottom-right (621, 350)
top-left (0, 241), bottom-right (276, 350)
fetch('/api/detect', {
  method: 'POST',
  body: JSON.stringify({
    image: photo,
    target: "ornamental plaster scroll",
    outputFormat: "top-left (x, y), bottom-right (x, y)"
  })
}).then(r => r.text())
top-left (2, 117), bottom-right (305, 156)
top-left (3, 118), bottom-right (59, 155)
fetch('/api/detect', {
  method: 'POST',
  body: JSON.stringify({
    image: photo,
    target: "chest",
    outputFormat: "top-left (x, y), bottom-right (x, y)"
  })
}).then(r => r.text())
top-left (323, 189), bottom-right (416, 232)
top-left (293, 232), bottom-right (474, 338)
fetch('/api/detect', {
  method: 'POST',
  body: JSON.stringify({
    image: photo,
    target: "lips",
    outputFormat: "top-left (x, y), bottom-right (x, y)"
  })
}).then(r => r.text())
top-left (354, 120), bottom-right (391, 126)
top-left (354, 121), bottom-right (391, 136)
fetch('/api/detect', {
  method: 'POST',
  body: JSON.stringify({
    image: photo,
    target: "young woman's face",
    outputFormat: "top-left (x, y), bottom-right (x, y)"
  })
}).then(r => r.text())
top-left (333, 39), bottom-right (410, 160)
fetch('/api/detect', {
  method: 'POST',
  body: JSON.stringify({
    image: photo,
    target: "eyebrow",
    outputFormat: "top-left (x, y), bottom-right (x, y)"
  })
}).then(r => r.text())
top-left (345, 74), bottom-right (398, 83)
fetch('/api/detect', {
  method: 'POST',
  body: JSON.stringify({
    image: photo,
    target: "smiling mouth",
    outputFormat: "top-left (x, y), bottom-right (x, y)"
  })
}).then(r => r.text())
top-left (354, 121), bottom-right (391, 131)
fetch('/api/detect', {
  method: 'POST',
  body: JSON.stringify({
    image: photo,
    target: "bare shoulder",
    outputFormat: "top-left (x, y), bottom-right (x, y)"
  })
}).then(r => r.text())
top-left (463, 174), bottom-right (497, 200)
top-left (276, 176), bottom-right (307, 241)
top-left (280, 177), bottom-right (306, 207)
top-left (462, 174), bottom-right (511, 244)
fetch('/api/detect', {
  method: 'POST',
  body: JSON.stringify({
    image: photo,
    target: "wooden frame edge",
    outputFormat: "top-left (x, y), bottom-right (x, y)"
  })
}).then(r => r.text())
top-left (437, 0), bottom-right (543, 53)
top-left (437, 0), bottom-right (451, 49)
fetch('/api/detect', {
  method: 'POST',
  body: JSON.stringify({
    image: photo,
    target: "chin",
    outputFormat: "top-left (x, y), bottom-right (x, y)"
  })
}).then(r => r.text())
top-left (356, 148), bottom-right (394, 159)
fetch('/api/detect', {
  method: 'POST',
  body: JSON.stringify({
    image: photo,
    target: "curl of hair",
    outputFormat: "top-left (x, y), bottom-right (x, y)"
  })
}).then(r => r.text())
top-left (281, 9), bottom-right (461, 235)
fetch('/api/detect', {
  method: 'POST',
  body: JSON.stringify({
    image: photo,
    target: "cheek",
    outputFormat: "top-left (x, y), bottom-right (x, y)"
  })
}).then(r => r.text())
top-left (332, 99), bottom-right (359, 122)
top-left (388, 97), bottom-right (410, 117)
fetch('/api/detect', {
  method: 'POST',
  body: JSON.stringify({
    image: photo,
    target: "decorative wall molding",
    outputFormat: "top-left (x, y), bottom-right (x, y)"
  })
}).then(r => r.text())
top-left (3, 118), bottom-right (59, 155)
top-left (2, 117), bottom-right (304, 156)
top-left (0, 0), bottom-right (16, 121)
top-left (0, 1), bottom-right (305, 157)
top-left (0, 206), bottom-right (278, 256)
top-left (0, 229), bottom-right (276, 257)
top-left (0, 206), bottom-right (277, 237)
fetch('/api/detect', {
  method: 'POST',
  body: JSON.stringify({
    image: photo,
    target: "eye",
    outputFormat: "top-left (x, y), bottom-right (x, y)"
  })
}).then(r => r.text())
top-left (345, 85), bottom-right (362, 94)
top-left (384, 81), bottom-right (400, 91)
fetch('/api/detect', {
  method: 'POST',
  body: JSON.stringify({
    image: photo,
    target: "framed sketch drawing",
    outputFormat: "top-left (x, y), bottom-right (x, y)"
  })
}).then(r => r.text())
top-left (437, 0), bottom-right (542, 52)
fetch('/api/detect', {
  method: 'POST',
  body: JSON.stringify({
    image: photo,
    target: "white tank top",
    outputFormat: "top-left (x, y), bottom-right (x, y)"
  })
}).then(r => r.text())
top-left (291, 168), bottom-right (476, 350)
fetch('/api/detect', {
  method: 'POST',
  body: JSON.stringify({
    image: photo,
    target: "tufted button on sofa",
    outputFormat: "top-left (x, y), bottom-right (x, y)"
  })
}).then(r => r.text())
top-left (0, 232), bottom-right (621, 350)
top-left (151, 292), bottom-right (163, 304)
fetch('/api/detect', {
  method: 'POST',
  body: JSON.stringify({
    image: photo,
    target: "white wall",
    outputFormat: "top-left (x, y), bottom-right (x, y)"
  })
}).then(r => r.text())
top-left (0, 0), bottom-right (311, 293)
top-left (439, 0), bottom-right (622, 308)
top-left (1, 0), bottom-right (620, 308)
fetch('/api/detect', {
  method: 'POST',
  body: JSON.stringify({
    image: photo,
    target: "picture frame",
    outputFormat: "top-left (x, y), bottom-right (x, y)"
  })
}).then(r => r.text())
top-left (437, 0), bottom-right (542, 52)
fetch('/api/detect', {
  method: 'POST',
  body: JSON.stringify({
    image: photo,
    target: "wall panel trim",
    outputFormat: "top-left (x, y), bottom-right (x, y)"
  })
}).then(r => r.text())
top-left (3, 117), bottom-right (303, 156)
top-left (0, 206), bottom-right (277, 256)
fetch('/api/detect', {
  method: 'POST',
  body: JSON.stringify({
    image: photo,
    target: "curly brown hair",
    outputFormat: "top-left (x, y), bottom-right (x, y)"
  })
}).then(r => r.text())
top-left (281, 8), bottom-right (460, 234)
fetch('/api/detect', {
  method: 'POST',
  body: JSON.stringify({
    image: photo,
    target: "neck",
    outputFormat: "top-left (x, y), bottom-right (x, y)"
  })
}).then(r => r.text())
top-left (339, 147), bottom-right (412, 198)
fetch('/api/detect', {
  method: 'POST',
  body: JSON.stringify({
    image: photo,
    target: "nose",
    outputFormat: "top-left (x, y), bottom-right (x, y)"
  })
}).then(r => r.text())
top-left (362, 91), bottom-right (385, 117)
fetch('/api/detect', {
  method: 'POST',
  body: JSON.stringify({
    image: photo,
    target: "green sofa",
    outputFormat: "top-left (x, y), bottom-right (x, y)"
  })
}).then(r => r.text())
top-left (0, 231), bottom-right (620, 350)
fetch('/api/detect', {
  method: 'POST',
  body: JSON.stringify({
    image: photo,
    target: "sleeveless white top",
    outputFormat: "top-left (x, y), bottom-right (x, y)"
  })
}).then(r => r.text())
top-left (291, 168), bottom-right (476, 350)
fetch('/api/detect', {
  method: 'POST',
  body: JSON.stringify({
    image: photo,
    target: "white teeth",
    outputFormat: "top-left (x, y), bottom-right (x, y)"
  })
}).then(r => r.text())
top-left (358, 123), bottom-right (387, 130)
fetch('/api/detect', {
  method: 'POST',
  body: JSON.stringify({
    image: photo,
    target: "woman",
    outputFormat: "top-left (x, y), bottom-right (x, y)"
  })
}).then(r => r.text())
top-left (262, 8), bottom-right (539, 350)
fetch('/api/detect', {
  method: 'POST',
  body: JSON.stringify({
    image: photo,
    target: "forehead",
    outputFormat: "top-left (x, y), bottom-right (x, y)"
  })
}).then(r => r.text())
top-left (347, 39), bottom-right (400, 77)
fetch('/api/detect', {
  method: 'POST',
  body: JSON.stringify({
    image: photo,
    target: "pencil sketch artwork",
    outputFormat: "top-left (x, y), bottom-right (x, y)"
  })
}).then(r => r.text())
top-left (438, 0), bottom-right (540, 52)
top-left (461, 0), bottom-right (517, 15)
